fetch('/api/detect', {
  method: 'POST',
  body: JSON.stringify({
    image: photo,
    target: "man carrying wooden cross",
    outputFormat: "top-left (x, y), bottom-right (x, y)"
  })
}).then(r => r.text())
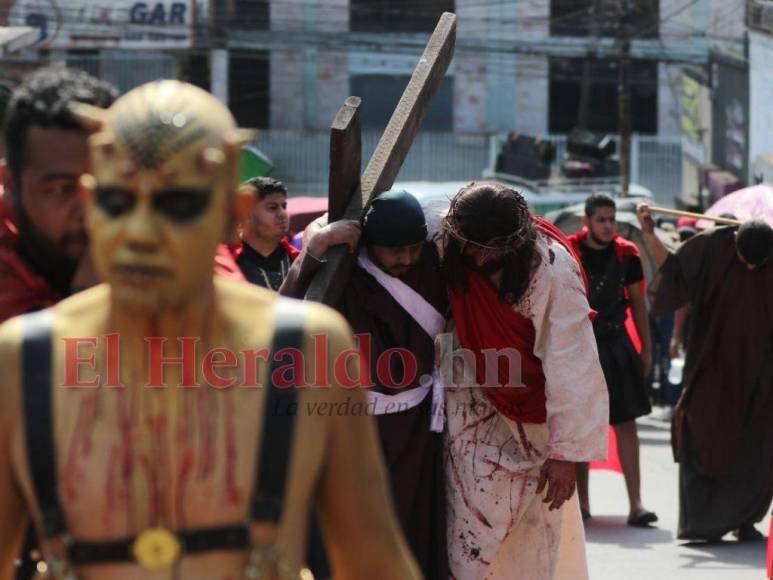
top-left (282, 13), bottom-right (457, 579)
top-left (281, 189), bottom-right (448, 579)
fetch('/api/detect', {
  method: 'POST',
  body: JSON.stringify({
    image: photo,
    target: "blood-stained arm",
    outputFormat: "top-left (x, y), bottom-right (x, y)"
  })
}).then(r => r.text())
top-left (310, 311), bottom-right (421, 580)
top-left (531, 241), bottom-right (608, 463)
top-left (0, 318), bottom-right (30, 578)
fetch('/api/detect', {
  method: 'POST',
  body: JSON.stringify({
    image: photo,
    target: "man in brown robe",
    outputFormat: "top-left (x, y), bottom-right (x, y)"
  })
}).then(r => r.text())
top-left (281, 190), bottom-right (448, 579)
top-left (638, 205), bottom-right (773, 542)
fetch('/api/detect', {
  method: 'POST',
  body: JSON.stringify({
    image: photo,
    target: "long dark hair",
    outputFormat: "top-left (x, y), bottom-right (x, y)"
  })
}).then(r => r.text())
top-left (442, 182), bottom-right (540, 305)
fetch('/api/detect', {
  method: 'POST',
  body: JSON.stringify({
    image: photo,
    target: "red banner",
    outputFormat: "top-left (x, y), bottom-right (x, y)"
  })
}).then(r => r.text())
top-left (767, 516), bottom-right (772, 578)
top-left (590, 426), bottom-right (623, 473)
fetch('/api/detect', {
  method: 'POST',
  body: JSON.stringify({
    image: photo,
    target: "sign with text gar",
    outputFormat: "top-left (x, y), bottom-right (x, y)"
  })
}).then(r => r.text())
top-left (8, 1), bottom-right (193, 49)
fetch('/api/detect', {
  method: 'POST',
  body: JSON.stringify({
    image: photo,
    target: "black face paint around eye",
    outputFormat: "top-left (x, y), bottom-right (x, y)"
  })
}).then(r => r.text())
top-left (95, 186), bottom-right (137, 217)
top-left (152, 188), bottom-right (212, 222)
top-left (94, 186), bottom-right (212, 222)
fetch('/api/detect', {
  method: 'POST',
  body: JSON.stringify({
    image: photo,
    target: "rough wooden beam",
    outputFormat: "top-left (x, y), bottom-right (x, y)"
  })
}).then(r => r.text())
top-left (359, 12), bottom-right (457, 203)
top-left (305, 12), bottom-right (457, 306)
top-left (327, 96), bottom-right (362, 222)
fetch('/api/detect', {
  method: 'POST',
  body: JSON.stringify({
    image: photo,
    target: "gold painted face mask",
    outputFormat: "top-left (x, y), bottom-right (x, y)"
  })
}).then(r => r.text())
top-left (76, 81), bottom-right (252, 313)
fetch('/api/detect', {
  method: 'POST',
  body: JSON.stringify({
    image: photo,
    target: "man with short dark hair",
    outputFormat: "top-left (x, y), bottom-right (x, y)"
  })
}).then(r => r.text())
top-left (0, 64), bottom-right (117, 580)
top-left (638, 205), bottom-right (773, 542)
top-left (568, 193), bottom-right (657, 527)
top-left (233, 176), bottom-right (298, 290)
top-left (0, 65), bottom-right (117, 321)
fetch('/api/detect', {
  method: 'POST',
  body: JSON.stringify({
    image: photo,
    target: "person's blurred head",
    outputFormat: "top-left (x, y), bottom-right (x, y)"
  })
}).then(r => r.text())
top-left (735, 220), bottom-right (773, 270)
top-left (1, 66), bottom-right (117, 288)
top-left (582, 193), bottom-right (617, 246)
top-left (240, 176), bottom-right (289, 245)
top-left (79, 80), bottom-right (251, 313)
top-left (442, 181), bottom-right (539, 304)
top-left (362, 189), bottom-right (426, 278)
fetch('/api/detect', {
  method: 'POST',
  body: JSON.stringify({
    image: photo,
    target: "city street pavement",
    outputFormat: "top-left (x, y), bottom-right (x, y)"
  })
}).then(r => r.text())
top-left (585, 414), bottom-right (771, 580)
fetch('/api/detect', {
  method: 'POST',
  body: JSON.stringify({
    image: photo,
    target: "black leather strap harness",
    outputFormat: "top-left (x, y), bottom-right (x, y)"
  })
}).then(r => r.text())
top-left (21, 299), bottom-right (306, 567)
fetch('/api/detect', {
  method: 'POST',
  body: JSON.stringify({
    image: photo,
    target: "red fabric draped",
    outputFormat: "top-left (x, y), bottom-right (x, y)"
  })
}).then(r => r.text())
top-left (228, 237), bottom-right (299, 262)
top-left (567, 229), bottom-right (644, 349)
top-left (218, 237), bottom-right (299, 282)
top-left (0, 188), bottom-right (61, 323)
top-left (568, 228), bottom-right (643, 352)
top-left (767, 517), bottom-right (772, 578)
top-left (448, 216), bottom-right (591, 424)
top-left (214, 244), bottom-right (246, 281)
top-left (450, 271), bottom-right (548, 423)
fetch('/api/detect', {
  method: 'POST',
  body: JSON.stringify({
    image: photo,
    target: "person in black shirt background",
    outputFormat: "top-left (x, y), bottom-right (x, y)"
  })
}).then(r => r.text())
top-left (233, 177), bottom-right (298, 290)
top-left (568, 194), bottom-right (658, 528)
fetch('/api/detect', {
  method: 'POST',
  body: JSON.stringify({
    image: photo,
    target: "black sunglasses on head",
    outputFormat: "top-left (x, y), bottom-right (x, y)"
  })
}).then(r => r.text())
top-left (94, 186), bottom-right (212, 222)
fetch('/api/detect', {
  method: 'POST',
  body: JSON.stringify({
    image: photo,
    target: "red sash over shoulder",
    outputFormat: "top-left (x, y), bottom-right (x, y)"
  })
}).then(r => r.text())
top-left (449, 216), bottom-right (589, 424)
top-left (567, 227), bottom-right (640, 264)
top-left (221, 237), bottom-right (299, 282)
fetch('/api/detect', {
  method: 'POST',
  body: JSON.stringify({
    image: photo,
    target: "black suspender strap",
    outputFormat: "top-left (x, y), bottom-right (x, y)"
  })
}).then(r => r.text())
top-left (250, 298), bottom-right (307, 523)
top-left (22, 309), bottom-right (69, 539)
top-left (19, 299), bottom-right (307, 567)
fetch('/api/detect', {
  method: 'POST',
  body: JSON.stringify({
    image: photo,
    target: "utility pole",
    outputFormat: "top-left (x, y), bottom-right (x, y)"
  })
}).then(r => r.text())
top-left (577, 0), bottom-right (603, 130)
top-left (618, 2), bottom-right (632, 197)
top-left (210, 0), bottom-right (229, 107)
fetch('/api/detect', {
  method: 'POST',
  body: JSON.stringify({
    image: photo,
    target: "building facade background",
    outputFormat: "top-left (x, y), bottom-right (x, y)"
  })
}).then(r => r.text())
top-left (1, 0), bottom-right (766, 206)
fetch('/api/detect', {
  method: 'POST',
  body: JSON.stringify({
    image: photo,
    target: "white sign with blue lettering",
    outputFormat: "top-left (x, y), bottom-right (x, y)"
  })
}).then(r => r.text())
top-left (9, 1), bottom-right (193, 49)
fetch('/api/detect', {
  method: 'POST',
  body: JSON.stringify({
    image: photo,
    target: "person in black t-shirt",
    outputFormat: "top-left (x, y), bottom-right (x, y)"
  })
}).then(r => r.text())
top-left (568, 194), bottom-right (658, 528)
top-left (233, 177), bottom-right (298, 290)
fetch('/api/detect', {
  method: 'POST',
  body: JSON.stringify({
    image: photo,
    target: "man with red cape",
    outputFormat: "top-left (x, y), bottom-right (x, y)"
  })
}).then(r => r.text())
top-left (438, 182), bottom-right (608, 579)
top-left (568, 194), bottom-right (657, 527)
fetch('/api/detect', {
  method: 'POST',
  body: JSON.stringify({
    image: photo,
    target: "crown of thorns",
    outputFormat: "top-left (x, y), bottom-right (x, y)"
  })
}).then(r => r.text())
top-left (442, 197), bottom-right (533, 252)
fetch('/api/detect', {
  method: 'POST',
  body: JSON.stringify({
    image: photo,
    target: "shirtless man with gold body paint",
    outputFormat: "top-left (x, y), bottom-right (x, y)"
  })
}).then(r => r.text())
top-left (0, 81), bottom-right (420, 580)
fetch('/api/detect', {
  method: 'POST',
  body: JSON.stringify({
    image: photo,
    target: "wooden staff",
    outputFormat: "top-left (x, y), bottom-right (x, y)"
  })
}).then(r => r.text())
top-left (643, 205), bottom-right (743, 226)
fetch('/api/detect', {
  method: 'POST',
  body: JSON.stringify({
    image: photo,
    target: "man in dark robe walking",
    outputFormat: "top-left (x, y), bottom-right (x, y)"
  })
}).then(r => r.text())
top-left (638, 205), bottom-right (773, 542)
top-left (281, 189), bottom-right (448, 579)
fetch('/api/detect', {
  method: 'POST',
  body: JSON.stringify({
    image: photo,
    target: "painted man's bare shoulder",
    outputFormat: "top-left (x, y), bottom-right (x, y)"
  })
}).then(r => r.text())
top-left (0, 316), bottom-right (23, 423)
top-left (54, 283), bottom-right (111, 322)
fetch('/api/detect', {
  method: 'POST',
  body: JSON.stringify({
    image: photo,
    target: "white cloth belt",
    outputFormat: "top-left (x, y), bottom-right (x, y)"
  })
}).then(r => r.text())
top-left (357, 250), bottom-right (446, 432)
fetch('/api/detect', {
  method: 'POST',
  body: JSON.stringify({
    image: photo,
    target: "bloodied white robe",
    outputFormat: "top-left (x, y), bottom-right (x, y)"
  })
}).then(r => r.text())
top-left (441, 232), bottom-right (609, 580)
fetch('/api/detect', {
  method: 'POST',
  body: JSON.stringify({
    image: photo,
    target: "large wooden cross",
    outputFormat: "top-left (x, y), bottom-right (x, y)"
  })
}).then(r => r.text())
top-left (304, 12), bottom-right (457, 305)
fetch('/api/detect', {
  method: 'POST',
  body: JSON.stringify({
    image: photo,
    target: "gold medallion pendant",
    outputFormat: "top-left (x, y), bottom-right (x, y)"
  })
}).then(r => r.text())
top-left (132, 527), bottom-right (182, 571)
